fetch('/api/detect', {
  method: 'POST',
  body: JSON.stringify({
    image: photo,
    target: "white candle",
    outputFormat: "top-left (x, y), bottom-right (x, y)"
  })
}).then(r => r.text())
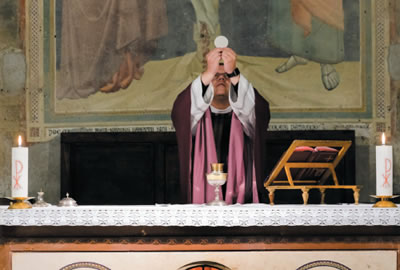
top-left (376, 133), bottom-right (393, 196)
top-left (11, 135), bottom-right (29, 198)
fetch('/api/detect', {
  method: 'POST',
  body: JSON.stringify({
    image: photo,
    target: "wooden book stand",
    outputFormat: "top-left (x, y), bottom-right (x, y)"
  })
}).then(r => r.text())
top-left (264, 140), bottom-right (361, 205)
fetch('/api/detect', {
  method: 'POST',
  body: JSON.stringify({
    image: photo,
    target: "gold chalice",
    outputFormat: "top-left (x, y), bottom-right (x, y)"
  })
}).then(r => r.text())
top-left (206, 163), bottom-right (227, 206)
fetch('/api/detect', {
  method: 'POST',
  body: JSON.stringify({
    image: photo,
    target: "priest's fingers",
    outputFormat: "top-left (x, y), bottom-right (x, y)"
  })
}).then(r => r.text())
top-left (222, 48), bottom-right (236, 62)
top-left (202, 49), bottom-right (222, 85)
top-left (223, 47), bottom-right (236, 55)
top-left (207, 48), bottom-right (223, 62)
top-left (221, 48), bottom-right (237, 73)
top-left (205, 48), bottom-right (222, 74)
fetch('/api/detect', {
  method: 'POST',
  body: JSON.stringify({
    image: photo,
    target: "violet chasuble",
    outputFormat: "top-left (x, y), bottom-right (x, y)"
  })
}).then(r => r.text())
top-left (171, 85), bottom-right (270, 204)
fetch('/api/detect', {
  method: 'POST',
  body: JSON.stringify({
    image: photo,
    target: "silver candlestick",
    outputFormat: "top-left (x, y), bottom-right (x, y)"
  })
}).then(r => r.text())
top-left (33, 190), bottom-right (51, 207)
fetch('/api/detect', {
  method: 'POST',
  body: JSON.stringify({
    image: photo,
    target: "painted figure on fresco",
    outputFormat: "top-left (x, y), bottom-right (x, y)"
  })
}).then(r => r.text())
top-left (53, 0), bottom-right (359, 114)
top-left (266, 0), bottom-right (345, 91)
top-left (191, 0), bottom-right (351, 92)
top-left (171, 47), bottom-right (270, 204)
top-left (56, 0), bottom-right (168, 99)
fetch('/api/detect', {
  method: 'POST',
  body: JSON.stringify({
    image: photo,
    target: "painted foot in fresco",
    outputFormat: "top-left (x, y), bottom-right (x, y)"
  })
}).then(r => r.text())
top-left (100, 73), bottom-right (120, 93)
top-left (100, 51), bottom-right (144, 93)
top-left (275, 55), bottom-right (308, 73)
top-left (119, 52), bottom-right (145, 88)
top-left (321, 64), bottom-right (340, 91)
top-left (119, 51), bottom-right (135, 89)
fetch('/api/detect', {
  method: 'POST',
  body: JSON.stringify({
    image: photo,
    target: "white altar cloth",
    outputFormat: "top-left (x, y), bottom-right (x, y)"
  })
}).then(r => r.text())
top-left (0, 204), bottom-right (399, 227)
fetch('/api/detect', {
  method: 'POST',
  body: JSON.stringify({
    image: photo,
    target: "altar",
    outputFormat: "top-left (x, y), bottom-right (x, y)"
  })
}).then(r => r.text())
top-left (1, 204), bottom-right (399, 269)
top-left (1, 204), bottom-right (400, 227)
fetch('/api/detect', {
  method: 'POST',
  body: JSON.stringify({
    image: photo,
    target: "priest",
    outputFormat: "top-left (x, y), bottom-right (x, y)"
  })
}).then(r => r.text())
top-left (171, 47), bottom-right (270, 204)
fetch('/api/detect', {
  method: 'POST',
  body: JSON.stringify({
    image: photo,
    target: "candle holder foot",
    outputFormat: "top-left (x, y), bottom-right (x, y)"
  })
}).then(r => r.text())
top-left (370, 195), bottom-right (398, 208)
top-left (6, 197), bottom-right (33, 209)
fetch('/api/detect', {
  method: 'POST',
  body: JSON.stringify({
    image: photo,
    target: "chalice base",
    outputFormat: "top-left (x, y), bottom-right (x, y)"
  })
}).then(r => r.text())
top-left (207, 198), bottom-right (227, 206)
top-left (7, 197), bottom-right (33, 209)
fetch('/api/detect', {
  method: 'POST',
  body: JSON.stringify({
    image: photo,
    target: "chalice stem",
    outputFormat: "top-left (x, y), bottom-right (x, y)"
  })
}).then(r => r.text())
top-left (215, 186), bottom-right (220, 201)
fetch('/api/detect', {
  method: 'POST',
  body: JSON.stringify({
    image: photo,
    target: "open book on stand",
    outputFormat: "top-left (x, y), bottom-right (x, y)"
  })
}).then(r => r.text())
top-left (273, 145), bottom-right (339, 182)
top-left (264, 140), bottom-right (361, 205)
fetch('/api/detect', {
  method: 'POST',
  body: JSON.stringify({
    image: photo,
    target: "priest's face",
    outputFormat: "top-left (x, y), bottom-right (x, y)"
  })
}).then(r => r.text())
top-left (212, 65), bottom-right (230, 98)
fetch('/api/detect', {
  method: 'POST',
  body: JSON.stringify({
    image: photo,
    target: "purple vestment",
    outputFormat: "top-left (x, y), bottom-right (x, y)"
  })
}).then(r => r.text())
top-left (171, 84), bottom-right (270, 203)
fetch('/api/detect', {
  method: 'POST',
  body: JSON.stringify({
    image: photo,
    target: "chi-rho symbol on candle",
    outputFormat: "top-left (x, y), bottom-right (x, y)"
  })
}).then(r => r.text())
top-left (376, 133), bottom-right (393, 196)
top-left (11, 135), bottom-right (29, 198)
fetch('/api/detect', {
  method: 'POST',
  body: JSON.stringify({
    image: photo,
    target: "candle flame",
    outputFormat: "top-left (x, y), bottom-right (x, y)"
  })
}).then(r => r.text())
top-left (381, 132), bottom-right (386, 145)
top-left (18, 135), bottom-right (22, 147)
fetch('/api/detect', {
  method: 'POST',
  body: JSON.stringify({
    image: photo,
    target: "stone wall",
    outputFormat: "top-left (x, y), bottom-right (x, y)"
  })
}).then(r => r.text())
top-left (0, 0), bottom-right (27, 202)
top-left (0, 95), bottom-right (25, 198)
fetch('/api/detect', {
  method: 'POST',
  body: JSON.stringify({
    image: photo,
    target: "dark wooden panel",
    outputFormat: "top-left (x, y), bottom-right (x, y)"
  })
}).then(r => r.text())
top-left (61, 130), bottom-right (355, 205)
top-left (165, 143), bottom-right (181, 203)
top-left (61, 132), bottom-right (179, 205)
top-left (71, 143), bottom-right (155, 205)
